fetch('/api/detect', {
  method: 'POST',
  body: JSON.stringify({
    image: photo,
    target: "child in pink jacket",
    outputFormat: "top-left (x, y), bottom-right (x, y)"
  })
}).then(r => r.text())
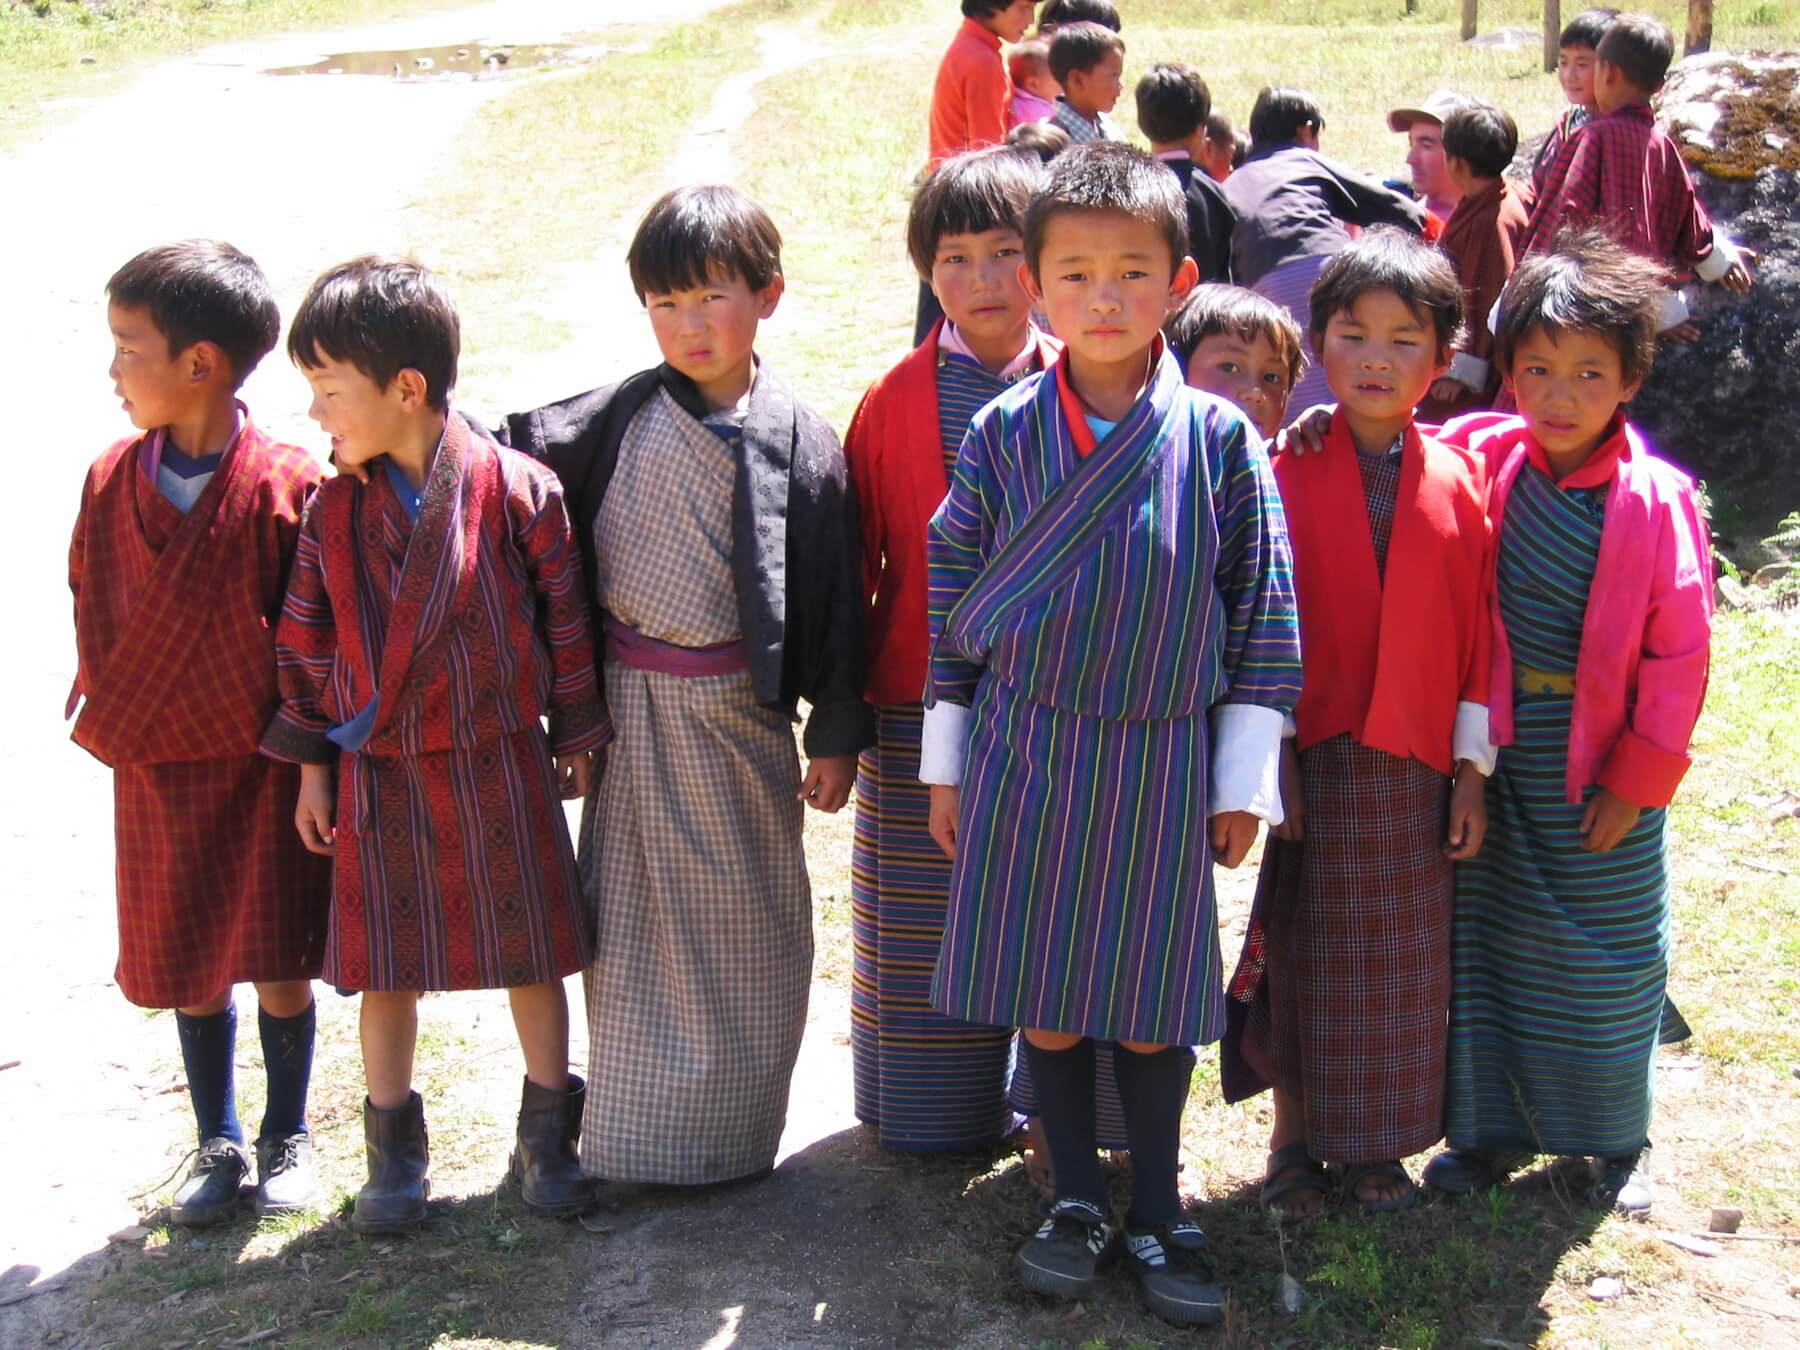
top-left (1419, 230), bottom-right (1712, 1221)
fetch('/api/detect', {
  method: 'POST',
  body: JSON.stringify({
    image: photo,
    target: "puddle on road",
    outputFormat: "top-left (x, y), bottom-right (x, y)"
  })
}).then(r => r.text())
top-left (266, 39), bottom-right (608, 81)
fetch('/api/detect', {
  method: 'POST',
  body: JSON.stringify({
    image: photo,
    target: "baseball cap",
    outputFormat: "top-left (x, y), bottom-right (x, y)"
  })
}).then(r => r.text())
top-left (1387, 89), bottom-right (1470, 132)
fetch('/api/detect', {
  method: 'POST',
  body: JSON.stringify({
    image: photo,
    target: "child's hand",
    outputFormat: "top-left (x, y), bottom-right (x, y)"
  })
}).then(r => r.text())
top-left (1276, 405), bottom-right (1334, 456)
top-left (1662, 320), bottom-right (1702, 345)
top-left (928, 785), bottom-right (960, 860)
top-left (1580, 787), bottom-right (1640, 853)
top-left (1272, 740), bottom-right (1305, 843)
top-left (554, 751), bottom-right (592, 800)
top-left (1210, 810), bottom-right (1260, 867)
top-left (798, 754), bottom-right (854, 813)
top-left (1429, 377), bottom-right (1472, 408)
top-left (1720, 248), bottom-right (1756, 294)
top-left (296, 762), bottom-right (336, 856)
top-left (1444, 765), bottom-right (1487, 860)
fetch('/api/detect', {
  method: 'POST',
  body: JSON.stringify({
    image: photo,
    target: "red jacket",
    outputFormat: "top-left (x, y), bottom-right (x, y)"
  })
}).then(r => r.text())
top-left (844, 321), bottom-right (1061, 706)
top-left (928, 18), bottom-right (1011, 169)
top-left (1274, 414), bottom-right (1491, 776)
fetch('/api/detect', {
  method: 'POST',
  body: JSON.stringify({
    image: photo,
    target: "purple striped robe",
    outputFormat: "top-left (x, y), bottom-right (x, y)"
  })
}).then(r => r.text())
top-left (925, 348), bottom-right (1301, 1045)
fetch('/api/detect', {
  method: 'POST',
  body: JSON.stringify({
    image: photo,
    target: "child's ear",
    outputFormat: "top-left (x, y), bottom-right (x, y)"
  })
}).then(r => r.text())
top-left (756, 273), bottom-right (785, 320)
top-left (1018, 260), bottom-right (1045, 307)
top-left (392, 367), bottom-right (430, 411)
top-left (1167, 255), bottom-right (1200, 307)
top-left (1618, 373), bottom-right (1646, 405)
top-left (185, 339), bottom-right (225, 386)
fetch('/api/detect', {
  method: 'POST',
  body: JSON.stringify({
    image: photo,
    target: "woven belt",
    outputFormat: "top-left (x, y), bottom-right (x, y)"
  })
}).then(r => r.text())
top-left (1514, 663), bottom-right (1576, 696)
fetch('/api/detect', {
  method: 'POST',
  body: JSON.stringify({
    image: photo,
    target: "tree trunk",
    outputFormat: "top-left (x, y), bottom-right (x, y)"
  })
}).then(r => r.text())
top-left (1462, 0), bottom-right (1478, 41)
top-left (1544, 0), bottom-right (1561, 74)
top-left (1686, 0), bottom-right (1714, 56)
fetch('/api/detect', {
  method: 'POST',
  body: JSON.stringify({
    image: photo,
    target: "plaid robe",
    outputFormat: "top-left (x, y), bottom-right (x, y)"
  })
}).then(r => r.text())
top-left (1522, 101), bottom-right (1714, 276)
top-left (262, 415), bottom-right (607, 991)
top-left (68, 414), bottom-right (331, 1007)
top-left (1420, 176), bottom-right (1532, 419)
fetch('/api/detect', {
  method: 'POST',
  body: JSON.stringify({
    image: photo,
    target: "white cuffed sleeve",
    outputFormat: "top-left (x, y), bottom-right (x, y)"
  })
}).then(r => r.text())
top-left (1656, 288), bottom-right (1690, 333)
top-left (918, 700), bottom-right (972, 786)
top-left (1209, 703), bottom-right (1287, 824)
top-left (1694, 235), bottom-right (1739, 284)
top-left (1447, 351), bottom-right (1491, 392)
top-left (1453, 700), bottom-right (1497, 777)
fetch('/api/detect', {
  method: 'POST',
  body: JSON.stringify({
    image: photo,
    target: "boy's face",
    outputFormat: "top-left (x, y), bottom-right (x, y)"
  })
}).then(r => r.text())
top-left (984, 0), bottom-right (1037, 44)
top-left (1066, 50), bottom-right (1124, 116)
top-left (931, 226), bottom-right (1032, 349)
top-left (108, 303), bottom-right (204, 432)
top-left (299, 352), bottom-right (425, 472)
top-left (1507, 324), bottom-right (1641, 468)
top-left (1184, 331), bottom-right (1293, 442)
top-left (1557, 43), bottom-right (1599, 108)
top-left (1316, 288), bottom-right (1446, 428)
top-left (643, 269), bottom-right (782, 405)
top-left (1024, 210), bottom-right (1196, 372)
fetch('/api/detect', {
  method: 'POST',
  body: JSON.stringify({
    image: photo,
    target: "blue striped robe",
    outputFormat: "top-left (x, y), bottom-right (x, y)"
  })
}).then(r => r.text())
top-left (926, 348), bottom-right (1301, 1046)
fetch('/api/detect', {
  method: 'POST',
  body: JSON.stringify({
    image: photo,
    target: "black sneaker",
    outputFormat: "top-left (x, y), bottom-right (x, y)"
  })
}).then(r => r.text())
top-left (1122, 1219), bottom-right (1226, 1328)
top-left (1012, 1197), bottom-right (1117, 1299)
top-left (255, 1132), bottom-right (322, 1217)
top-left (169, 1137), bottom-right (249, 1227)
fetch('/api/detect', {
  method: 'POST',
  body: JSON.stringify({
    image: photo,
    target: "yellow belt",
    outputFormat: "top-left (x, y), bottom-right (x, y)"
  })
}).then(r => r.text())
top-left (1514, 663), bottom-right (1576, 696)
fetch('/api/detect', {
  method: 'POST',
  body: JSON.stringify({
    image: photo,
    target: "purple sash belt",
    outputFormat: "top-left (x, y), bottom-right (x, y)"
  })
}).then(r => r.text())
top-left (602, 613), bottom-right (749, 679)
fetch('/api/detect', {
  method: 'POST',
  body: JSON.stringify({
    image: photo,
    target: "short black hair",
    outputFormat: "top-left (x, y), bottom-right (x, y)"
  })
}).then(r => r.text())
top-left (1164, 283), bottom-right (1305, 385)
top-left (1048, 21), bottom-right (1123, 85)
top-left (1494, 228), bottom-right (1661, 388)
top-left (1560, 6), bottom-right (1619, 50)
top-left (1135, 63), bottom-right (1211, 145)
top-left (962, 0), bottom-right (1025, 20)
top-left (1207, 113), bottom-right (1249, 169)
top-left (908, 146), bottom-right (1043, 281)
top-left (1023, 141), bottom-right (1188, 279)
top-left (1596, 14), bottom-right (1674, 94)
top-left (106, 240), bottom-right (279, 390)
top-left (627, 185), bottom-right (783, 302)
top-left (1248, 87), bottom-right (1325, 147)
top-left (1007, 119), bottom-right (1072, 164)
top-left (1307, 227), bottom-right (1465, 355)
top-left (1038, 0), bottom-right (1119, 33)
top-left (288, 256), bottom-right (460, 410)
top-left (1441, 100), bottom-right (1519, 180)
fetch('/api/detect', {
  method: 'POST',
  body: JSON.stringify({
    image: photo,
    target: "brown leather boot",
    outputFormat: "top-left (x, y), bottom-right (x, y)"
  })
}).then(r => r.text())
top-left (509, 1074), bottom-right (596, 1217)
top-left (353, 1092), bottom-right (430, 1233)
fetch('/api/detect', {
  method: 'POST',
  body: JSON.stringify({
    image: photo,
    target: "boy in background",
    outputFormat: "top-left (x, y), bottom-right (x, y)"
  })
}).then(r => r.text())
top-left (931, 1), bottom-right (1039, 169)
top-left (1532, 7), bottom-right (1619, 194)
top-left (1035, 0), bottom-right (1119, 32)
top-left (1047, 22), bottom-right (1126, 146)
top-left (1008, 39), bottom-right (1060, 124)
top-left (1201, 111), bottom-right (1245, 182)
top-left (1165, 283), bottom-right (1304, 444)
top-left (1136, 62), bottom-right (1236, 283)
top-left (70, 240), bottom-right (332, 1225)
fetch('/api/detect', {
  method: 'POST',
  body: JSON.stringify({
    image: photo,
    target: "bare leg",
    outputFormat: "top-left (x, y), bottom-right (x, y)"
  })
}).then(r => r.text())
top-left (507, 981), bottom-right (571, 1092)
top-left (252, 980), bottom-right (314, 1018)
top-left (1267, 1088), bottom-right (1324, 1218)
top-left (361, 991), bottom-right (420, 1109)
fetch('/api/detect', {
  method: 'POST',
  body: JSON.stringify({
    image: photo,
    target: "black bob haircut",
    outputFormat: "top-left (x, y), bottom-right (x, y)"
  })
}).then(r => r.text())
top-left (1493, 228), bottom-right (1662, 389)
top-left (627, 185), bottom-right (783, 302)
top-left (908, 147), bottom-right (1043, 281)
top-left (1441, 100), bottom-right (1519, 180)
top-left (1135, 63), bottom-right (1212, 145)
top-left (1038, 0), bottom-right (1120, 32)
top-left (962, 0), bottom-right (1025, 19)
top-left (287, 255), bottom-right (461, 412)
top-left (1560, 6), bottom-right (1619, 50)
top-left (1023, 141), bottom-right (1189, 279)
top-left (1306, 227), bottom-right (1465, 355)
top-left (106, 239), bottom-right (280, 390)
top-left (1048, 21), bottom-right (1124, 84)
top-left (1596, 14), bottom-right (1674, 94)
top-left (1164, 283), bottom-right (1305, 385)
top-left (1248, 87), bottom-right (1325, 147)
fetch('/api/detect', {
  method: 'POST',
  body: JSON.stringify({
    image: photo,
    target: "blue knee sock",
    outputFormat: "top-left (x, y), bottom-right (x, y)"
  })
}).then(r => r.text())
top-left (175, 1004), bottom-right (242, 1146)
top-left (1112, 1044), bottom-right (1190, 1229)
top-left (1020, 1037), bottom-right (1107, 1211)
top-left (258, 1002), bottom-right (316, 1140)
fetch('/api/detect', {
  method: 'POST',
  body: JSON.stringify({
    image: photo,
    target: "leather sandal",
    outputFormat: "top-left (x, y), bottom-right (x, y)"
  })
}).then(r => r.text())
top-left (1260, 1140), bottom-right (1328, 1224)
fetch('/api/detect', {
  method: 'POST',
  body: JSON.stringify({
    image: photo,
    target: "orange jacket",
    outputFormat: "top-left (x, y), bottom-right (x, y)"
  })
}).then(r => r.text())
top-left (928, 18), bottom-right (1011, 169)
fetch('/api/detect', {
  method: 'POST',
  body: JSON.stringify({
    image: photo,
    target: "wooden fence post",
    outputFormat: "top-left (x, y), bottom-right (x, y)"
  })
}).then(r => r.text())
top-left (1686, 0), bottom-right (1714, 56)
top-left (1545, 0), bottom-right (1561, 74)
top-left (1462, 0), bottom-right (1478, 41)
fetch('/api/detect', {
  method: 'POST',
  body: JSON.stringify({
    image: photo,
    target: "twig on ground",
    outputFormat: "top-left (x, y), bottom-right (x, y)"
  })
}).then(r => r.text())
top-left (1697, 1289), bottom-right (1800, 1322)
top-left (1691, 1230), bottom-right (1800, 1244)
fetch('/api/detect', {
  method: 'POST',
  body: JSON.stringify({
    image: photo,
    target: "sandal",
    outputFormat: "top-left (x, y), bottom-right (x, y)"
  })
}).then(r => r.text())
top-left (1335, 1159), bottom-right (1418, 1215)
top-left (1260, 1140), bottom-right (1328, 1223)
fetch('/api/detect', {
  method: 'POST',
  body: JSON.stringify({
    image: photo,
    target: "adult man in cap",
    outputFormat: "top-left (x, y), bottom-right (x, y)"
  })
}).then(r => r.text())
top-left (1389, 89), bottom-right (1470, 222)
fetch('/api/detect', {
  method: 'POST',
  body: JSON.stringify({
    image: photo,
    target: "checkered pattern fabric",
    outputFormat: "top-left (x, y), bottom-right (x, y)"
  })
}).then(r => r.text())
top-left (579, 399), bottom-right (812, 1184)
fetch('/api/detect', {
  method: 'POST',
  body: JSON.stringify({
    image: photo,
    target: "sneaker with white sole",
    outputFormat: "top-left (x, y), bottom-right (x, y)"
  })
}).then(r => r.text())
top-left (1012, 1197), bottom-right (1117, 1300)
top-left (1122, 1219), bottom-right (1226, 1328)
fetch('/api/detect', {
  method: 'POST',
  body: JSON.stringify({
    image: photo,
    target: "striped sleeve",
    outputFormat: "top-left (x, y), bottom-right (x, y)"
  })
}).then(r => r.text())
top-left (1210, 409), bottom-right (1303, 714)
top-left (260, 501), bottom-right (340, 765)
top-left (924, 411), bottom-right (999, 711)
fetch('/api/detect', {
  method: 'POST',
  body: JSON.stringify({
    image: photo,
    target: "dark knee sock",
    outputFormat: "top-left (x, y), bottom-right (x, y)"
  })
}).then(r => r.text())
top-left (1113, 1045), bottom-right (1190, 1229)
top-left (258, 1001), bottom-right (317, 1140)
top-left (175, 1004), bottom-right (242, 1145)
top-left (1020, 1037), bottom-right (1106, 1210)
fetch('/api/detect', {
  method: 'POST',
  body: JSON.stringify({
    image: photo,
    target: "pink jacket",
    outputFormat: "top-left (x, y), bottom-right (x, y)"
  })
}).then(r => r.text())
top-left (1442, 412), bottom-right (1712, 807)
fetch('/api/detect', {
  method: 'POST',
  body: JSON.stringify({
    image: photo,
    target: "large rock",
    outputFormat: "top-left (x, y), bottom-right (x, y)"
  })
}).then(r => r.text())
top-left (1631, 52), bottom-right (1800, 553)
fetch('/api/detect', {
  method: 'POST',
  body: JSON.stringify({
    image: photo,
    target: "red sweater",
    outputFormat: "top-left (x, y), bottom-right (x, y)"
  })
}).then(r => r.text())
top-left (928, 18), bottom-right (1011, 169)
top-left (844, 321), bottom-right (1061, 706)
top-left (1274, 415), bottom-right (1491, 776)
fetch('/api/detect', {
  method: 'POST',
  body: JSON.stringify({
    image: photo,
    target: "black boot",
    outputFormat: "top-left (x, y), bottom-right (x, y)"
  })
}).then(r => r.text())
top-left (509, 1074), bottom-right (596, 1217)
top-left (353, 1093), bottom-right (429, 1234)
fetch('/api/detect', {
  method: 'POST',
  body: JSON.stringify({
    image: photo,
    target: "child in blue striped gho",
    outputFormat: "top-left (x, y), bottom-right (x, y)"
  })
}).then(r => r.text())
top-left (921, 142), bottom-right (1301, 1328)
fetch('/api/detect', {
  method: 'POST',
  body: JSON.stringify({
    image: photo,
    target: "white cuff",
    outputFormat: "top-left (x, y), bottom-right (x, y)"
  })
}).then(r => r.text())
top-left (1447, 351), bottom-right (1491, 392)
top-left (1453, 700), bottom-right (1497, 777)
top-left (1656, 288), bottom-right (1690, 333)
top-left (1693, 236), bottom-right (1738, 283)
top-left (1210, 703), bottom-right (1286, 824)
top-left (919, 700), bottom-right (972, 785)
top-left (1281, 711), bottom-right (1298, 739)
top-left (1486, 292), bottom-right (1503, 336)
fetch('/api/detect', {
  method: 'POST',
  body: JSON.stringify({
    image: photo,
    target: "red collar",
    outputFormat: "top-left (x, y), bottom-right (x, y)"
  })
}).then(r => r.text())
top-left (1524, 411), bottom-right (1632, 490)
top-left (957, 16), bottom-right (1002, 52)
top-left (1052, 338), bottom-right (1164, 458)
